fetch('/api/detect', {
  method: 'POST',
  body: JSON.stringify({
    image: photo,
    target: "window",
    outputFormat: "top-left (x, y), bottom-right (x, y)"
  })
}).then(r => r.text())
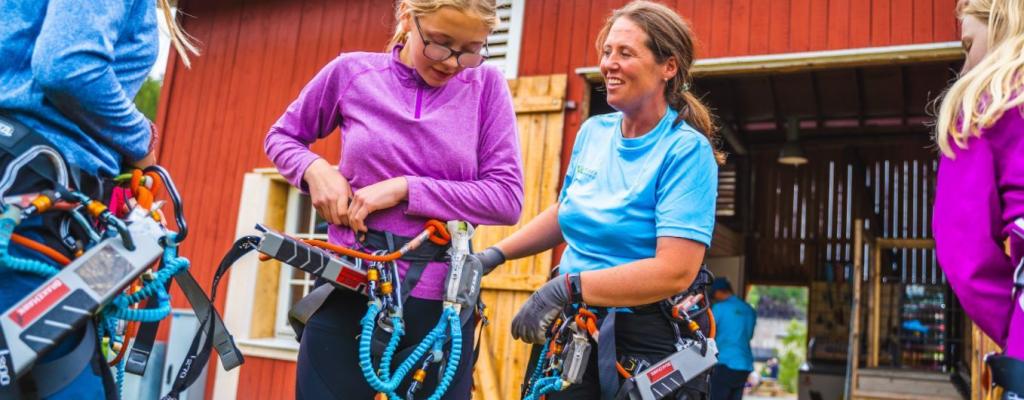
top-left (483, 0), bottom-right (525, 79)
top-left (274, 187), bottom-right (327, 337)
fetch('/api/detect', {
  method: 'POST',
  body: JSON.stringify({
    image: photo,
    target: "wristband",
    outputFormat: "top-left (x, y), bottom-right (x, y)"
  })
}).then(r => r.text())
top-left (565, 272), bottom-right (583, 304)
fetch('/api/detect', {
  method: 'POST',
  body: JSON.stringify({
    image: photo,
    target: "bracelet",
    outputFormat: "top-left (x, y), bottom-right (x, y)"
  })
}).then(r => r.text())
top-left (147, 121), bottom-right (159, 155)
top-left (565, 272), bottom-right (583, 304)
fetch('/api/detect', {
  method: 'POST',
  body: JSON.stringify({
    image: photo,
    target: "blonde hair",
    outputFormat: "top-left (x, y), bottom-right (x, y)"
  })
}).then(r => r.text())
top-left (388, 0), bottom-right (499, 50)
top-left (595, 0), bottom-right (724, 164)
top-left (157, 0), bottom-right (200, 68)
top-left (935, 0), bottom-right (1024, 157)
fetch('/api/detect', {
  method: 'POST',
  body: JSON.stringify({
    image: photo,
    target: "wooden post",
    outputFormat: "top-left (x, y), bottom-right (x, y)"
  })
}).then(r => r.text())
top-left (846, 219), bottom-right (864, 399)
top-left (870, 243), bottom-right (882, 367)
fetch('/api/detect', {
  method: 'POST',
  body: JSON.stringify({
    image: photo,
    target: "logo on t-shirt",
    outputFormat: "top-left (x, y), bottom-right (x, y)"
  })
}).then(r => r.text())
top-left (574, 164), bottom-right (598, 182)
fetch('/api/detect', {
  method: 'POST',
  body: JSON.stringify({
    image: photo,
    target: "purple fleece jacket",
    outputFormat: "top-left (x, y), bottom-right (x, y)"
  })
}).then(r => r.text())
top-left (264, 46), bottom-right (523, 300)
top-left (933, 106), bottom-right (1024, 358)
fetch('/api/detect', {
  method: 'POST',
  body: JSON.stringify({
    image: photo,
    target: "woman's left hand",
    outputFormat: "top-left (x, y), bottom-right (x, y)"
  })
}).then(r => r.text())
top-left (347, 177), bottom-right (409, 232)
top-left (511, 276), bottom-right (571, 344)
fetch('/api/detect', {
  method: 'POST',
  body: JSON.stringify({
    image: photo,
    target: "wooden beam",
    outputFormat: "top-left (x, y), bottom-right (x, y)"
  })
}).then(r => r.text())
top-left (576, 42), bottom-right (963, 81)
top-left (870, 244), bottom-right (882, 367)
top-left (875, 238), bottom-right (935, 249)
top-left (846, 219), bottom-right (864, 399)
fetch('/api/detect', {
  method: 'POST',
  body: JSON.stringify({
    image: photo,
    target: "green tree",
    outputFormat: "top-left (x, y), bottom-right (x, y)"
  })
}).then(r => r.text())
top-left (134, 78), bottom-right (162, 121)
top-left (747, 285), bottom-right (808, 312)
top-left (778, 319), bottom-right (807, 393)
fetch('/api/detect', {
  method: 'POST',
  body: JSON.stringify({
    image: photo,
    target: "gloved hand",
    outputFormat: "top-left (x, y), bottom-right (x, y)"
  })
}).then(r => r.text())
top-left (473, 246), bottom-right (507, 276)
top-left (511, 275), bottom-right (572, 344)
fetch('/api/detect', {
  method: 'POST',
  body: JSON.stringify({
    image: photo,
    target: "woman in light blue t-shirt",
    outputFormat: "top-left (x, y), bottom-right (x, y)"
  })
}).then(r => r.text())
top-left (470, 1), bottom-right (722, 398)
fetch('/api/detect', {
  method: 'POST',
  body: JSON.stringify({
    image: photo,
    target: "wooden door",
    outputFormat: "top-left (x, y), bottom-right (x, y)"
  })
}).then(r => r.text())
top-left (471, 74), bottom-right (567, 399)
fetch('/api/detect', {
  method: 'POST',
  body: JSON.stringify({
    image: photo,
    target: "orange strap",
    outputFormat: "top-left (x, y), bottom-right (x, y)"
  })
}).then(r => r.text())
top-left (128, 169), bottom-right (164, 210)
top-left (707, 307), bottom-right (716, 339)
top-left (260, 221), bottom-right (451, 263)
top-left (572, 308), bottom-right (633, 379)
top-left (11, 233), bottom-right (71, 266)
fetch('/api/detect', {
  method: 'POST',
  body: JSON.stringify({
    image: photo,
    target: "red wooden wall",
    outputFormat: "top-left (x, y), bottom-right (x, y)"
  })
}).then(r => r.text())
top-left (156, 0), bottom-right (393, 396)
top-left (234, 357), bottom-right (297, 399)
top-left (155, 0), bottom-right (959, 397)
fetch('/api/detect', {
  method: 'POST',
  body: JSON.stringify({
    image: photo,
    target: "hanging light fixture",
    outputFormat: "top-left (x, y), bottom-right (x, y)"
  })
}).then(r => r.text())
top-left (778, 117), bottom-right (808, 166)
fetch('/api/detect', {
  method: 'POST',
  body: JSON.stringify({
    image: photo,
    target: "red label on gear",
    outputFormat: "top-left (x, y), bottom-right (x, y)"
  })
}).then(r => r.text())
top-left (646, 361), bottom-right (676, 383)
top-left (9, 279), bottom-right (70, 327)
top-left (335, 266), bottom-right (368, 293)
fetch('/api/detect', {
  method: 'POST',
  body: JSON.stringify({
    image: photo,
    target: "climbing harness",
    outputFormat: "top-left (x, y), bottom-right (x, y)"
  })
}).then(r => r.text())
top-left (253, 220), bottom-right (484, 399)
top-left (521, 267), bottom-right (718, 400)
top-left (0, 136), bottom-right (240, 400)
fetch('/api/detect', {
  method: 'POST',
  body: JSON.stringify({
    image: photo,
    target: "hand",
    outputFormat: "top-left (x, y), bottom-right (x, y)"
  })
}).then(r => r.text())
top-left (511, 275), bottom-right (571, 344)
top-left (303, 158), bottom-right (352, 226)
top-left (347, 177), bottom-right (408, 232)
top-left (132, 151), bottom-right (157, 169)
top-left (472, 246), bottom-right (507, 276)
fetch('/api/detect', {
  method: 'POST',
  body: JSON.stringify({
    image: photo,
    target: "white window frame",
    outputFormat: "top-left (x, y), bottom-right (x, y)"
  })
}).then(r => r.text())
top-left (484, 0), bottom-right (526, 79)
top-left (273, 187), bottom-right (326, 338)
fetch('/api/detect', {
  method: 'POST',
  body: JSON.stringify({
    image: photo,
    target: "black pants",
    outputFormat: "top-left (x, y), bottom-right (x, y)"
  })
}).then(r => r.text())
top-left (709, 365), bottom-right (750, 400)
top-left (295, 287), bottom-right (477, 399)
top-left (524, 310), bottom-right (709, 400)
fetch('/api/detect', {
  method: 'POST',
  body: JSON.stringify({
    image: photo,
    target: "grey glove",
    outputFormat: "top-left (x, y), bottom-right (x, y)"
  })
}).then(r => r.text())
top-left (511, 275), bottom-right (572, 344)
top-left (474, 246), bottom-right (507, 276)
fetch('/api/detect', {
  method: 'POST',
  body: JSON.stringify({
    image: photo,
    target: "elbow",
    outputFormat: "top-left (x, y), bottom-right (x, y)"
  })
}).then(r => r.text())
top-left (663, 260), bottom-right (702, 295)
top-left (32, 60), bottom-right (74, 96)
top-left (263, 128), bottom-right (278, 159)
top-left (31, 51), bottom-right (89, 95)
top-left (496, 190), bottom-right (523, 225)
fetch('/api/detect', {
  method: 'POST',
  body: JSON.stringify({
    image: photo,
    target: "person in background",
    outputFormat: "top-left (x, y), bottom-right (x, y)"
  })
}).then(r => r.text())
top-left (932, 0), bottom-right (1024, 396)
top-left (709, 277), bottom-right (756, 400)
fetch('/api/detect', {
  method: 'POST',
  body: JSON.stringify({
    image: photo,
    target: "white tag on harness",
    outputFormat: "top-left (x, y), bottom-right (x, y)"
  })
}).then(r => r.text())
top-left (444, 221), bottom-right (479, 308)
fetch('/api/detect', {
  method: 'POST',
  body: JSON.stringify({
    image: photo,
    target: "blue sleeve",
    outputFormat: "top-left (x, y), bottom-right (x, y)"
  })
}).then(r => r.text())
top-left (30, 0), bottom-right (152, 162)
top-left (655, 135), bottom-right (718, 246)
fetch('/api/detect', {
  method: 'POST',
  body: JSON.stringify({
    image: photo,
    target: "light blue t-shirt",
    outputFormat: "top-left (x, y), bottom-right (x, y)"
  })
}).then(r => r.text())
top-left (711, 295), bottom-right (757, 371)
top-left (557, 107), bottom-right (718, 275)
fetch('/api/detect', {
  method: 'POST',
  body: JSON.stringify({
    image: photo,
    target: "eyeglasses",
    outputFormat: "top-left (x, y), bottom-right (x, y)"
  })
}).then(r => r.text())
top-left (413, 17), bottom-right (488, 68)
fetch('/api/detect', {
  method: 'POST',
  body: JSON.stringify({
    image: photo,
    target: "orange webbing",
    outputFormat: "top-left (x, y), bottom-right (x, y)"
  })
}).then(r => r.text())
top-left (11, 233), bottom-right (71, 266)
top-left (573, 308), bottom-right (632, 379)
top-left (707, 307), bottom-right (716, 339)
top-left (108, 273), bottom-right (148, 367)
top-left (129, 169), bottom-right (164, 210)
top-left (258, 220), bottom-right (451, 263)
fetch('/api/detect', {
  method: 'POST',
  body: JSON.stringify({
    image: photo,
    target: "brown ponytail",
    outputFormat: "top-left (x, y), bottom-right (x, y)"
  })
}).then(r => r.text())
top-left (596, 1), bottom-right (724, 164)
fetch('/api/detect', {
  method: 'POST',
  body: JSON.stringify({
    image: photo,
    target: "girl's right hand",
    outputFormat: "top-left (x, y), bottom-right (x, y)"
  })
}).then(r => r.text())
top-left (302, 158), bottom-right (352, 226)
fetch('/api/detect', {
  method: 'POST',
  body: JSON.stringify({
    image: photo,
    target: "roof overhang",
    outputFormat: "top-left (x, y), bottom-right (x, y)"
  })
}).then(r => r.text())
top-left (576, 41), bottom-right (962, 82)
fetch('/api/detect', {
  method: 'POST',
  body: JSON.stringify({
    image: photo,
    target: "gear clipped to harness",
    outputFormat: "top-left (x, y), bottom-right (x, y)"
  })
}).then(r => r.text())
top-left (0, 154), bottom-right (240, 400)
top-left (254, 219), bottom-right (484, 400)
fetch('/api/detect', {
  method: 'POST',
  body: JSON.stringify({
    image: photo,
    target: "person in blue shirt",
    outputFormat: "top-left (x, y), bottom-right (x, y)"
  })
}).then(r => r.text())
top-left (708, 277), bottom-right (757, 400)
top-left (469, 1), bottom-right (721, 398)
top-left (0, 1), bottom-right (196, 398)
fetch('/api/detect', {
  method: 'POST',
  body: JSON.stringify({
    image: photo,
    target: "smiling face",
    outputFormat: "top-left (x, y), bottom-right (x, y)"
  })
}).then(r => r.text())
top-left (398, 6), bottom-right (491, 87)
top-left (960, 14), bottom-right (990, 73)
top-left (598, 17), bottom-right (677, 115)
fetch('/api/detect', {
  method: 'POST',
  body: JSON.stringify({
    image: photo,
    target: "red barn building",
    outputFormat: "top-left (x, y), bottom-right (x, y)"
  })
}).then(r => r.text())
top-left (149, 0), bottom-right (984, 399)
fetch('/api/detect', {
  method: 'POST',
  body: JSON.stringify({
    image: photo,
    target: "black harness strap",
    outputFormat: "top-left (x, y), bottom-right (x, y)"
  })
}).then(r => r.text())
top-left (161, 235), bottom-right (259, 400)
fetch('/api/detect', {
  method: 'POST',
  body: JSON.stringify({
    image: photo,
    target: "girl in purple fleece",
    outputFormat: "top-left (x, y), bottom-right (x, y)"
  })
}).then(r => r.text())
top-left (264, 1), bottom-right (523, 398)
top-left (933, 0), bottom-right (1024, 366)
